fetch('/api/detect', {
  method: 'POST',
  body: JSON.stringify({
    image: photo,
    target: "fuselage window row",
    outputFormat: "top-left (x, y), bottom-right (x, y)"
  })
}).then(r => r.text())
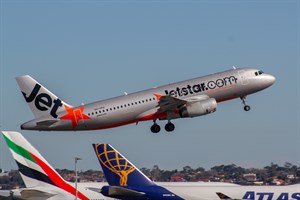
top-left (88, 97), bottom-right (156, 116)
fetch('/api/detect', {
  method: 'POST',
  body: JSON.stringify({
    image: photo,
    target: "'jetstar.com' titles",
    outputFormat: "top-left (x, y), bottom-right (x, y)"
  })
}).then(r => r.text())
top-left (164, 76), bottom-right (238, 98)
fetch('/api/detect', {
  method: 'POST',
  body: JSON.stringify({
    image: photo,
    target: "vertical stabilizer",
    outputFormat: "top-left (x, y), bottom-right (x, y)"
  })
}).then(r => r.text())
top-left (15, 75), bottom-right (72, 119)
top-left (92, 144), bottom-right (155, 187)
top-left (2, 131), bottom-right (57, 188)
top-left (2, 131), bottom-right (89, 200)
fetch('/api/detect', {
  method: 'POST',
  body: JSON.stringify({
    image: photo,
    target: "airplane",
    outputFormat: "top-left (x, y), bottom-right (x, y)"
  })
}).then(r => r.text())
top-left (92, 143), bottom-right (300, 200)
top-left (1, 131), bottom-right (113, 200)
top-left (16, 67), bottom-right (275, 133)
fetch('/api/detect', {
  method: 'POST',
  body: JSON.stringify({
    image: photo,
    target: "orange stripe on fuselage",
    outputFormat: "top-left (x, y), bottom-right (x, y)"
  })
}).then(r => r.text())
top-left (89, 112), bottom-right (167, 131)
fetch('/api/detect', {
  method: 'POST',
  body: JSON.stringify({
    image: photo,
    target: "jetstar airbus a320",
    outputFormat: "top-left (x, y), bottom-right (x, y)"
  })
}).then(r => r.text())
top-left (16, 67), bottom-right (275, 133)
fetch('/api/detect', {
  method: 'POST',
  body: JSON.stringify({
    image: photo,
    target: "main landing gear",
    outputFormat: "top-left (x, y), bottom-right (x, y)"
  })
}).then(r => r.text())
top-left (150, 120), bottom-right (175, 133)
top-left (241, 96), bottom-right (251, 111)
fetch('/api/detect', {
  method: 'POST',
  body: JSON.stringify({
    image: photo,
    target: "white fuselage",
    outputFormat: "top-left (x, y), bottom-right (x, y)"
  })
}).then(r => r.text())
top-left (157, 182), bottom-right (300, 200)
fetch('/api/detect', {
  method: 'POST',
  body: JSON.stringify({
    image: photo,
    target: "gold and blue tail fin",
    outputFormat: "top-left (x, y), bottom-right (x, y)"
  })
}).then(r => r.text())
top-left (92, 144), bottom-right (155, 187)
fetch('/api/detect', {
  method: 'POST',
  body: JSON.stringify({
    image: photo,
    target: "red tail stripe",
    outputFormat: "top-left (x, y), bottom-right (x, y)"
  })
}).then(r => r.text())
top-left (30, 153), bottom-right (89, 200)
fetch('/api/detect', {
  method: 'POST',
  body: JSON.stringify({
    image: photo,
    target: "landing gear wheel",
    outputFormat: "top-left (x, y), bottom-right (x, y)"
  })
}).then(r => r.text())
top-left (241, 96), bottom-right (251, 112)
top-left (244, 105), bottom-right (251, 111)
top-left (151, 124), bottom-right (161, 133)
top-left (165, 122), bottom-right (175, 132)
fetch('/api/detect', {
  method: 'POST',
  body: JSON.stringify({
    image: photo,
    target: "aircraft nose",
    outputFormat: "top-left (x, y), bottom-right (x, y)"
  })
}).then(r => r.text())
top-left (267, 74), bottom-right (276, 86)
top-left (261, 74), bottom-right (276, 88)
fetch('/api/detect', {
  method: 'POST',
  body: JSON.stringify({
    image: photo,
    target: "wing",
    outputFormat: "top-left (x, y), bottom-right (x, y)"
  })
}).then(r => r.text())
top-left (156, 95), bottom-right (187, 113)
top-left (156, 94), bottom-right (211, 113)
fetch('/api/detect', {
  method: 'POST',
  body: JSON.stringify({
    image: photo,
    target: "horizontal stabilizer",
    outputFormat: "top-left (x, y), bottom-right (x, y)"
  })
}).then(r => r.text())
top-left (102, 186), bottom-right (145, 197)
top-left (36, 120), bottom-right (59, 126)
top-left (21, 189), bottom-right (56, 199)
top-left (216, 192), bottom-right (241, 200)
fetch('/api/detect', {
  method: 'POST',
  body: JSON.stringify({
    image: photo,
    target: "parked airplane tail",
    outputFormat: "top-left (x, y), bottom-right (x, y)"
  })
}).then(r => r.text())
top-left (93, 144), bottom-right (184, 200)
top-left (15, 75), bottom-right (72, 119)
top-left (92, 144), bottom-right (155, 187)
top-left (2, 131), bottom-right (89, 200)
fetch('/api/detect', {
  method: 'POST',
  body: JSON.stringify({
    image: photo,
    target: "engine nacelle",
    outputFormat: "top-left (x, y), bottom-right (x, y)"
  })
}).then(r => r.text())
top-left (179, 98), bottom-right (217, 118)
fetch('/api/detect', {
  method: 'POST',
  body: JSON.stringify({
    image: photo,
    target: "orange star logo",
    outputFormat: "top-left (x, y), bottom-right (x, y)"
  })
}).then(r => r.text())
top-left (60, 105), bottom-right (91, 128)
top-left (153, 93), bottom-right (162, 100)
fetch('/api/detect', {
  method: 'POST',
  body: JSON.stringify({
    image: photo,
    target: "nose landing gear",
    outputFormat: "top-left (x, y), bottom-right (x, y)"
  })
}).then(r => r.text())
top-left (241, 96), bottom-right (251, 111)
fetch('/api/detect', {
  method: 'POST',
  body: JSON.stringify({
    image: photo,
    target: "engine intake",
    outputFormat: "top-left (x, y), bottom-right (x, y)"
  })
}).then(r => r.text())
top-left (179, 98), bottom-right (217, 118)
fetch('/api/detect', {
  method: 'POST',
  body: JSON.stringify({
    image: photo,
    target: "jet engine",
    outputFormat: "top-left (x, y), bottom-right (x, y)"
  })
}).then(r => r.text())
top-left (179, 98), bottom-right (217, 118)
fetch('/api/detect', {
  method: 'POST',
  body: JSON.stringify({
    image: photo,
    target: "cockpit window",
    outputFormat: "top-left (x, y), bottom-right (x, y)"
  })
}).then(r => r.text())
top-left (255, 70), bottom-right (264, 76)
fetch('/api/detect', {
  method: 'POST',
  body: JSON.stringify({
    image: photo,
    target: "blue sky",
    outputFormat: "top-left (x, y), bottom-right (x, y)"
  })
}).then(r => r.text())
top-left (0, 1), bottom-right (299, 172)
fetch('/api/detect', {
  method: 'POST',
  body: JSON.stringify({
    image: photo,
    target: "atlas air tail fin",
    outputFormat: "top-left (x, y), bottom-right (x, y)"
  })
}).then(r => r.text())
top-left (15, 75), bottom-right (72, 119)
top-left (92, 144), bottom-right (155, 187)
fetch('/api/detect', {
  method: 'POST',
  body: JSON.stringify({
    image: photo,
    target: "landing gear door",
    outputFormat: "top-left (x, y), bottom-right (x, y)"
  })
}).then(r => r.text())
top-left (238, 70), bottom-right (249, 85)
